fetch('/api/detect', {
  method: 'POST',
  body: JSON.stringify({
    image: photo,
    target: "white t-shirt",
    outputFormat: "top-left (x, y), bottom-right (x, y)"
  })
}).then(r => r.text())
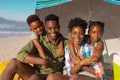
top-left (31, 32), bottom-right (39, 40)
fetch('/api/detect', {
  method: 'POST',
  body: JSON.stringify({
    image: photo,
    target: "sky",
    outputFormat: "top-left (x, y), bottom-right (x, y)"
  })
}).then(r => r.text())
top-left (0, 0), bottom-right (35, 22)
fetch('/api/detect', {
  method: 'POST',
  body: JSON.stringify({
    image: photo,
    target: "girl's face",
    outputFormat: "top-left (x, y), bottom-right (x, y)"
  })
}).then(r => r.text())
top-left (89, 25), bottom-right (103, 42)
top-left (71, 26), bottom-right (85, 46)
top-left (30, 20), bottom-right (44, 35)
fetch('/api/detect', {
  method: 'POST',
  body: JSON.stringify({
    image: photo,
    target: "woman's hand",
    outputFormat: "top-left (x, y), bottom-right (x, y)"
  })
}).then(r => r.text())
top-left (81, 56), bottom-right (97, 66)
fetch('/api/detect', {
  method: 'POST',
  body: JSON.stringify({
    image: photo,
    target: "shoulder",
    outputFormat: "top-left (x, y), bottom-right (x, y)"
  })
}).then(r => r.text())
top-left (39, 34), bottom-right (47, 41)
top-left (65, 45), bottom-right (69, 51)
top-left (22, 40), bottom-right (34, 49)
top-left (94, 39), bottom-right (104, 51)
top-left (85, 35), bottom-right (90, 43)
top-left (96, 39), bottom-right (104, 47)
top-left (63, 37), bottom-right (70, 46)
top-left (83, 42), bottom-right (93, 50)
top-left (31, 32), bottom-right (39, 39)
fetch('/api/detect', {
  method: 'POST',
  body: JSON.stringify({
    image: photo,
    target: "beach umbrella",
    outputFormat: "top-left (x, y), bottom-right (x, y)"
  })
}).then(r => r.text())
top-left (35, 0), bottom-right (120, 55)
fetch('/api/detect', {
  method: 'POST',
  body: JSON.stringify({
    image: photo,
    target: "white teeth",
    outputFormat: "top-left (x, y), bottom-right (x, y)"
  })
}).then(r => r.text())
top-left (75, 39), bottom-right (79, 41)
top-left (50, 34), bottom-right (56, 36)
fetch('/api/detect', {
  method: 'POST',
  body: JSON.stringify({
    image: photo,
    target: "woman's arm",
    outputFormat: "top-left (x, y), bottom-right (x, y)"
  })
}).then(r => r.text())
top-left (70, 56), bottom-right (96, 75)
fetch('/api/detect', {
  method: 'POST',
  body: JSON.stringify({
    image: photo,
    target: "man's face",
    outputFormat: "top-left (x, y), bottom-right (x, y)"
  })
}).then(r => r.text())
top-left (45, 20), bottom-right (60, 41)
top-left (30, 20), bottom-right (44, 35)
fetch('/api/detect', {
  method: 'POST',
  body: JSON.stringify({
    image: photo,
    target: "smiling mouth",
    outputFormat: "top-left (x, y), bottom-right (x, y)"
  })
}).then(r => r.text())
top-left (75, 38), bottom-right (80, 42)
top-left (50, 34), bottom-right (56, 37)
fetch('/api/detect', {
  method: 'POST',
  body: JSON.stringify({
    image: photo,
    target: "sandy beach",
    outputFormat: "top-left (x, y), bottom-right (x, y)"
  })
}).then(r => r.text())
top-left (0, 35), bottom-right (114, 80)
top-left (0, 35), bottom-right (31, 62)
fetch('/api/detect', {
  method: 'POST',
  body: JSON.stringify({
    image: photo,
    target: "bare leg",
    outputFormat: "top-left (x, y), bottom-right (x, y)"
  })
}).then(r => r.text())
top-left (0, 58), bottom-right (35, 80)
top-left (70, 74), bottom-right (96, 80)
top-left (29, 74), bottom-right (48, 80)
top-left (46, 73), bottom-right (69, 80)
top-left (0, 58), bottom-right (17, 80)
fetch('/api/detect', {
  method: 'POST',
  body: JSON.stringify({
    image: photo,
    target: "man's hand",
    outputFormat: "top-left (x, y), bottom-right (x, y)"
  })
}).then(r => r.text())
top-left (41, 58), bottom-right (51, 69)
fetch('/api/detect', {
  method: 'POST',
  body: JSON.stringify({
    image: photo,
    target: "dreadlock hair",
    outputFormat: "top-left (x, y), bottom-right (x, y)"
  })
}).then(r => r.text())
top-left (88, 21), bottom-right (105, 32)
top-left (68, 18), bottom-right (87, 33)
top-left (26, 14), bottom-right (43, 26)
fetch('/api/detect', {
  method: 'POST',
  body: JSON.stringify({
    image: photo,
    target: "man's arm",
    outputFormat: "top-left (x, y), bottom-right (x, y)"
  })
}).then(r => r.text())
top-left (24, 55), bottom-right (48, 65)
top-left (16, 41), bottom-right (48, 65)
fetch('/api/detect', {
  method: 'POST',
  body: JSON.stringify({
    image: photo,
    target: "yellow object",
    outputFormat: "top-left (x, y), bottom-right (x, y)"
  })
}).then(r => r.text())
top-left (0, 60), bottom-right (9, 75)
top-left (113, 54), bottom-right (120, 80)
top-left (0, 60), bottom-right (22, 80)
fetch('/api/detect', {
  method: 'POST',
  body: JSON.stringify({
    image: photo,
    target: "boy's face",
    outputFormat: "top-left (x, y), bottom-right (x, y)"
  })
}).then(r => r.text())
top-left (30, 20), bottom-right (44, 35)
top-left (45, 20), bottom-right (60, 41)
top-left (71, 26), bottom-right (85, 46)
top-left (89, 25), bottom-right (103, 42)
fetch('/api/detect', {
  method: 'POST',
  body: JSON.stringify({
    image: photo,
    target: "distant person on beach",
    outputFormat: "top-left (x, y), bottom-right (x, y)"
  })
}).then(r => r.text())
top-left (0, 14), bottom-right (69, 80)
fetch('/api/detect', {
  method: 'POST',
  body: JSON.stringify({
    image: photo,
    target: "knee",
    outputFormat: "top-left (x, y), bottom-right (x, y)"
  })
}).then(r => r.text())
top-left (11, 58), bottom-right (17, 62)
top-left (9, 58), bottom-right (17, 68)
top-left (46, 73), bottom-right (56, 80)
top-left (70, 74), bottom-right (79, 80)
top-left (29, 74), bottom-right (39, 80)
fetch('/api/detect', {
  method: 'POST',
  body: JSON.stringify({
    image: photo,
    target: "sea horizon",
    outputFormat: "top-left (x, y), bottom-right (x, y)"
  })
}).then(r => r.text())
top-left (0, 24), bottom-right (30, 38)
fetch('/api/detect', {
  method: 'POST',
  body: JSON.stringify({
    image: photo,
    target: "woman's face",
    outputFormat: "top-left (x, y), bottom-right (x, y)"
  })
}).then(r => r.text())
top-left (71, 26), bottom-right (85, 46)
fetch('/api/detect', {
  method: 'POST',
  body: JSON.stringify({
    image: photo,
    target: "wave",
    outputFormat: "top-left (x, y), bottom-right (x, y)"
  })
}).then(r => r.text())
top-left (0, 24), bottom-right (15, 28)
top-left (0, 31), bottom-right (30, 34)
top-left (0, 31), bottom-right (31, 38)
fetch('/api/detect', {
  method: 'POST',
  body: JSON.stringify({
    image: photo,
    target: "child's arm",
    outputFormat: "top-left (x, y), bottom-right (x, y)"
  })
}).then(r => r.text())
top-left (70, 56), bottom-right (96, 75)
top-left (57, 33), bottom-right (65, 57)
top-left (32, 39), bottom-right (47, 59)
top-left (93, 41), bottom-right (104, 61)
top-left (57, 39), bottom-right (65, 57)
top-left (82, 66), bottom-right (95, 75)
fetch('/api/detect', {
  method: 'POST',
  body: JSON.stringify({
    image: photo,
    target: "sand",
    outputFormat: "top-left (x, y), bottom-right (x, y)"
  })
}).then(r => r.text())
top-left (0, 35), bottom-right (114, 80)
top-left (0, 35), bottom-right (31, 62)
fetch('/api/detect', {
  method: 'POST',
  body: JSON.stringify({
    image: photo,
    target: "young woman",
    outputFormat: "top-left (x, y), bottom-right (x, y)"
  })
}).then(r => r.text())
top-left (65, 18), bottom-right (98, 80)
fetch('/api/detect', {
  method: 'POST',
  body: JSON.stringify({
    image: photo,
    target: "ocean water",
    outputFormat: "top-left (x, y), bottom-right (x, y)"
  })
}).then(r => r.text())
top-left (0, 24), bottom-right (30, 38)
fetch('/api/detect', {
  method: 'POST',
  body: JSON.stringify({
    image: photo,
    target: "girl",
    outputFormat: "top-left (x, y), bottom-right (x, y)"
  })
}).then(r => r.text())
top-left (87, 21), bottom-right (106, 79)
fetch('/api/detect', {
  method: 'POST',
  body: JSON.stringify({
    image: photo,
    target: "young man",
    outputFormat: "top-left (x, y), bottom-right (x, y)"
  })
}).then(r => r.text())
top-left (0, 14), bottom-right (69, 80)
